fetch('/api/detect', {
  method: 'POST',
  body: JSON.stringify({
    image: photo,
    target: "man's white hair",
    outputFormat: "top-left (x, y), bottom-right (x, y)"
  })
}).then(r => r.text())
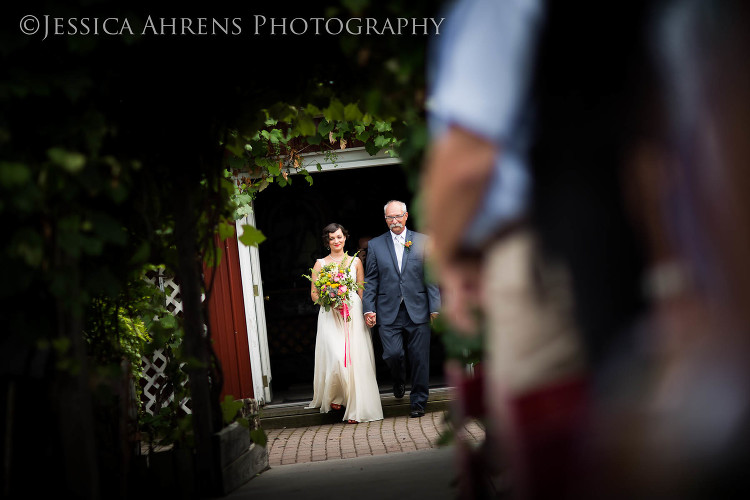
top-left (383, 200), bottom-right (407, 214)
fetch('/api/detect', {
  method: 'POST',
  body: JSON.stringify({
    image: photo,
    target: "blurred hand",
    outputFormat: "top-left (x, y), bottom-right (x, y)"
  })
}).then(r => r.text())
top-left (439, 257), bottom-right (482, 336)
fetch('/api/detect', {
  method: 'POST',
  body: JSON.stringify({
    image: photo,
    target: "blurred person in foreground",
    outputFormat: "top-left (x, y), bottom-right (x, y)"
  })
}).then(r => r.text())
top-left (424, 0), bottom-right (750, 497)
top-left (421, 0), bottom-right (589, 497)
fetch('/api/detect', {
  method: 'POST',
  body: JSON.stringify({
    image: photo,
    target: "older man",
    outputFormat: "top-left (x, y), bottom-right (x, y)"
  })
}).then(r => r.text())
top-left (363, 200), bottom-right (441, 418)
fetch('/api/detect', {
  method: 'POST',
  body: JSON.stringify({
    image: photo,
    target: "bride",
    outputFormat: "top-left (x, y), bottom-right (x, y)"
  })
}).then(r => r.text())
top-left (305, 223), bottom-right (383, 423)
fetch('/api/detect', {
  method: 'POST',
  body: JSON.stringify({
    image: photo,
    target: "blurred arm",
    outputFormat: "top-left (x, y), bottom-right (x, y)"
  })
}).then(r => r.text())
top-left (422, 125), bottom-right (498, 272)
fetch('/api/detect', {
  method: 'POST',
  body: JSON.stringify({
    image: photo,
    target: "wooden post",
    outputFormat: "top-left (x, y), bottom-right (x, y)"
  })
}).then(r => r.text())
top-left (174, 184), bottom-right (222, 496)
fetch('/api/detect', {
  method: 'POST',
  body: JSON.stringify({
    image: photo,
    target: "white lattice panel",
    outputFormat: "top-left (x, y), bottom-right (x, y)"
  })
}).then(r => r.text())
top-left (162, 276), bottom-right (183, 317)
top-left (140, 267), bottom-right (191, 415)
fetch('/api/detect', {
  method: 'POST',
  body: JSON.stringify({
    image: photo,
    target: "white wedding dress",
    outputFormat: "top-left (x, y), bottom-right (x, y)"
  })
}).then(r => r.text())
top-left (306, 257), bottom-right (384, 423)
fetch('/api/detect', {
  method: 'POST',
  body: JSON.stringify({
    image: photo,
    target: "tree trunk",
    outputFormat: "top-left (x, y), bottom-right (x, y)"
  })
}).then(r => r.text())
top-left (56, 259), bottom-right (100, 499)
top-left (173, 184), bottom-right (221, 497)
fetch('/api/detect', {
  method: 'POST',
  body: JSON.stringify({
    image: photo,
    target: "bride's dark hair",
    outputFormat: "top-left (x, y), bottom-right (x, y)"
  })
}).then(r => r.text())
top-left (322, 222), bottom-right (349, 248)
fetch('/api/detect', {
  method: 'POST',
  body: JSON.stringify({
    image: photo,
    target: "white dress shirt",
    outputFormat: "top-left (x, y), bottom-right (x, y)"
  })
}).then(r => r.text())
top-left (391, 229), bottom-right (407, 270)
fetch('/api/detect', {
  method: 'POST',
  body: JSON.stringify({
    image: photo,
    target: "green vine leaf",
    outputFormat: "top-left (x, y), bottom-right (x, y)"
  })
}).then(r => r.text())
top-left (337, 121), bottom-right (351, 133)
top-left (356, 130), bottom-right (371, 142)
top-left (344, 102), bottom-right (363, 121)
top-left (48, 147), bottom-right (86, 173)
top-left (238, 224), bottom-right (266, 247)
top-left (364, 140), bottom-right (380, 156)
top-left (159, 314), bottom-right (177, 330)
top-left (374, 121), bottom-right (392, 132)
top-left (318, 119), bottom-right (334, 136)
top-left (250, 428), bottom-right (268, 447)
top-left (220, 395), bottom-right (244, 425)
top-left (305, 103), bottom-right (321, 116)
top-left (266, 161), bottom-right (281, 176)
top-left (374, 135), bottom-right (391, 148)
top-left (296, 112), bottom-right (317, 136)
top-left (0, 162), bottom-right (32, 187)
top-left (218, 221), bottom-right (235, 241)
top-left (324, 99), bottom-right (345, 122)
top-left (234, 204), bottom-right (253, 219)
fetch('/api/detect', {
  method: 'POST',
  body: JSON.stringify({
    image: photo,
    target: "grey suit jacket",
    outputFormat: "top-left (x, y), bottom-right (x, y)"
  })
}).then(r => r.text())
top-left (362, 229), bottom-right (441, 326)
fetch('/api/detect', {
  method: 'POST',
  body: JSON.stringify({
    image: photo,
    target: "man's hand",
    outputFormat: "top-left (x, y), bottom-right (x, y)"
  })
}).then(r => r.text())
top-left (365, 312), bottom-right (377, 327)
top-left (430, 312), bottom-right (440, 325)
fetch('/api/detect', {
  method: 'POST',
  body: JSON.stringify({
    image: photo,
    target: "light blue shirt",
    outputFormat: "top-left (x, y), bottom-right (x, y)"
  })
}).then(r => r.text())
top-left (427, 0), bottom-right (543, 248)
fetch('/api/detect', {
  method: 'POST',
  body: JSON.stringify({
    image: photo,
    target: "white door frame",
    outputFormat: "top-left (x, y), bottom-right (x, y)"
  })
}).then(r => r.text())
top-left (235, 213), bottom-right (273, 403)
top-left (236, 147), bottom-right (401, 404)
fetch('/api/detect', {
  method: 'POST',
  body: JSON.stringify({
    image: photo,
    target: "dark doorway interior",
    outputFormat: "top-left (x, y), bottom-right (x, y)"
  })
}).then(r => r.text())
top-left (254, 164), bottom-right (446, 404)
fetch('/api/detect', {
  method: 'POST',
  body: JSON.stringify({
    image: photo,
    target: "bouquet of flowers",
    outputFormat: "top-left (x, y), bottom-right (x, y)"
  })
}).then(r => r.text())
top-left (303, 252), bottom-right (360, 321)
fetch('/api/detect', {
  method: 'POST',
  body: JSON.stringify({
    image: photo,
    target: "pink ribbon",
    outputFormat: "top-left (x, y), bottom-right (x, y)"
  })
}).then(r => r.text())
top-left (338, 303), bottom-right (352, 367)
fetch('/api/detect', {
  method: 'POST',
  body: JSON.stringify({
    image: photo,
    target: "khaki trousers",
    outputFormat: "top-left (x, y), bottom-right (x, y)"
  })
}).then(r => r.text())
top-left (482, 227), bottom-right (584, 397)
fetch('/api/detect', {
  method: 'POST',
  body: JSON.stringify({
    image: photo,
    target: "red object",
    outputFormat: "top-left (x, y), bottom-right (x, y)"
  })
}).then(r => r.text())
top-left (204, 234), bottom-right (254, 400)
top-left (461, 362), bottom-right (486, 419)
top-left (510, 375), bottom-right (591, 499)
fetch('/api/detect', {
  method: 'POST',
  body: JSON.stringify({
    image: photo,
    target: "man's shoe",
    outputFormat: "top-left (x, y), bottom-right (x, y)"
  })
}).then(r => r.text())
top-left (410, 409), bottom-right (425, 418)
top-left (393, 382), bottom-right (405, 399)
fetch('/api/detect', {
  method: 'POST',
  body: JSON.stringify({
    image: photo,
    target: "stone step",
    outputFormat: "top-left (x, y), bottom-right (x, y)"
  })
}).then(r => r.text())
top-left (259, 386), bottom-right (454, 429)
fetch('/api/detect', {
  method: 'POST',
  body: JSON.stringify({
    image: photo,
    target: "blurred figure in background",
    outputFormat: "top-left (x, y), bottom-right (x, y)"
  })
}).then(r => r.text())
top-left (585, 0), bottom-right (750, 497)
top-left (528, 1), bottom-right (655, 496)
top-left (357, 235), bottom-right (372, 269)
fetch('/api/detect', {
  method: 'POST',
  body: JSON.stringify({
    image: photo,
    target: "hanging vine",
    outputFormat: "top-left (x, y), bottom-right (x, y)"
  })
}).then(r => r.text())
top-left (221, 98), bottom-right (402, 221)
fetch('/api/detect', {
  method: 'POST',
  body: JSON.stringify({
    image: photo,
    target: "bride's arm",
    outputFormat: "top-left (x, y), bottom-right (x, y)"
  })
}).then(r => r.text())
top-left (356, 258), bottom-right (365, 300)
top-left (310, 260), bottom-right (322, 303)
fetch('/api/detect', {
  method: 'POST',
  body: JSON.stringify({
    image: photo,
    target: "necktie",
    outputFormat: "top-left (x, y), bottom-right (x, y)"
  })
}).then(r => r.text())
top-left (395, 235), bottom-right (404, 269)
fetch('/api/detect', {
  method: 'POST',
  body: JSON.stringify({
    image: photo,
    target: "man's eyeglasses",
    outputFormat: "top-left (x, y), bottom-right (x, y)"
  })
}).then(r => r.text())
top-left (385, 213), bottom-right (406, 221)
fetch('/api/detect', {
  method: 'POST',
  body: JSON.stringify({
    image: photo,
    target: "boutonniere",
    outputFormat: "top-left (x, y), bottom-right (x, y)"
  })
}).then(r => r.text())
top-left (404, 240), bottom-right (413, 251)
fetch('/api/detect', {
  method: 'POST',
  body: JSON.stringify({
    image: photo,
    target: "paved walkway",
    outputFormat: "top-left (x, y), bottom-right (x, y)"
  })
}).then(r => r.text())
top-left (225, 446), bottom-right (461, 500)
top-left (265, 410), bottom-right (485, 466)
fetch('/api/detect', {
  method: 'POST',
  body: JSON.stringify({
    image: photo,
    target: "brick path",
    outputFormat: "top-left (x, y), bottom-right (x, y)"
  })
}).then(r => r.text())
top-left (266, 410), bottom-right (485, 466)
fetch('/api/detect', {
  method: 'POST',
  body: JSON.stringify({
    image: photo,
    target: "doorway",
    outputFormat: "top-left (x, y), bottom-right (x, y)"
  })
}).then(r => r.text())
top-left (253, 164), bottom-right (446, 404)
